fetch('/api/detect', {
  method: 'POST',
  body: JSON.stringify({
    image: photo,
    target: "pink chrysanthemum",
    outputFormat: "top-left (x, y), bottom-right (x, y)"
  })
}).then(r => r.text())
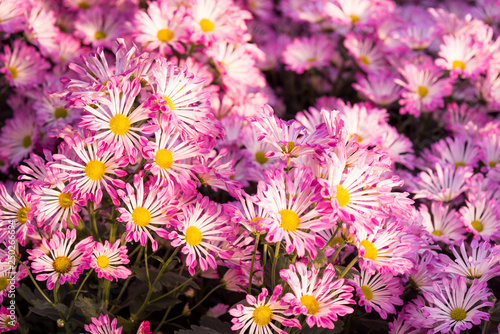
top-left (0, 0), bottom-right (26, 34)
top-left (459, 195), bottom-right (500, 241)
top-left (420, 202), bottom-right (465, 245)
top-left (282, 34), bottom-right (335, 74)
top-left (90, 240), bottom-right (132, 281)
top-left (352, 71), bottom-right (403, 106)
top-left (74, 7), bottom-right (126, 48)
top-left (27, 229), bottom-right (93, 290)
top-left (84, 314), bottom-right (122, 334)
top-left (280, 262), bottom-right (355, 329)
top-left (0, 110), bottom-right (39, 168)
top-left (0, 306), bottom-right (18, 333)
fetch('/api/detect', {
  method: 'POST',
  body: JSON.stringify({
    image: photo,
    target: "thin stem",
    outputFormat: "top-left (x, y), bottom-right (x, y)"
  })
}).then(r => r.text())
top-left (144, 242), bottom-right (151, 287)
top-left (89, 201), bottom-right (102, 243)
top-left (149, 271), bottom-right (200, 305)
top-left (247, 234), bottom-right (260, 294)
top-left (21, 262), bottom-right (55, 307)
top-left (271, 241), bottom-right (281, 289)
top-left (109, 207), bottom-right (118, 244)
top-left (331, 241), bottom-right (346, 264)
top-left (323, 225), bottom-right (341, 252)
top-left (339, 257), bottom-right (359, 279)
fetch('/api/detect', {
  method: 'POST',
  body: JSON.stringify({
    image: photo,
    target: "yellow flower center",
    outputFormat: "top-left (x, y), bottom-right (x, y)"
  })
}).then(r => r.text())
top-left (489, 161), bottom-right (497, 168)
top-left (162, 95), bottom-right (176, 110)
top-left (467, 268), bottom-right (481, 279)
top-left (155, 149), bottom-right (174, 169)
top-left (94, 31), bottom-right (107, 40)
top-left (109, 114), bottom-right (131, 136)
top-left (471, 220), bottom-right (483, 232)
top-left (255, 151), bottom-right (268, 165)
top-left (359, 240), bottom-right (378, 261)
top-left (360, 56), bottom-right (370, 65)
top-left (328, 236), bottom-right (344, 247)
top-left (335, 185), bottom-right (350, 207)
top-left (300, 295), bottom-right (320, 315)
top-left (23, 135), bottom-right (32, 148)
top-left (431, 230), bottom-right (443, 236)
top-left (132, 207), bottom-right (151, 227)
top-left (281, 141), bottom-right (295, 154)
top-left (307, 57), bottom-right (317, 63)
top-left (157, 28), bottom-right (174, 42)
top-left (4, 317), bottom-right (15, 328)
top-left (200, 18), bottom-right (215, 32)
top-left (417, 85), bottom-right (428, 98)
top-left (185, 226), bottom-right (203, 246)
top-left (53, 256), bottom-right (72, 274)
top-left (350, 14), bottom-right (360, 23)
top-left (0, 276), bottom-right (8, 291)
top-left (78, 1), bottom-right (90, 9)
top-left (84, 160), bottom-right (106, 181)
top-left (361, 285), bottom-right (373, 300)
top-left (54, 107), bottom-right (68, 119)
top-left (58, 192), bottom-right (74, 209)
top-left (8, 66), bottom-right (17, 79)
top-left (455, 162), bottom-right (465, 168)
top-left (450, 308), bottom-right (467, 321)
top-left (96, 255), bottom-right (109, 269)
top-left (279, 209), bottom-right (300, 232)
top-left (17, 206), bottom-right (30, 224)
top-left (452, 60), bottom-right (466, 70)
top-left (252, 305), bottom-right (272, 326)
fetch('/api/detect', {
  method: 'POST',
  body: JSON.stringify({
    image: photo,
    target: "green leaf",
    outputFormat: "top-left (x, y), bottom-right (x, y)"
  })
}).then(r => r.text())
top-left (264, 255), bottom-right (290, 289)
top-left (334, 266), bottom-right (359, 279)
top-left (116, 316), bottom-right (135, 333)
top-left (160, 272), bottom-right (200, 290)
top-left (75, 296), bottom-right (103, 318)
top-left (151, 255), bottom-right (165, 264)
top-left (312, 249), bottom-right (328, 270)
top-left (200, 316), bottom-right (233, 334)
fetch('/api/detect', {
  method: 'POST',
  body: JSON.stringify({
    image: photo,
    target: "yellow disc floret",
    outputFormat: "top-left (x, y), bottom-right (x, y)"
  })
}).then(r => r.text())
top-left (23, 135), bottom-right (32, 148)
top-left (417, 85), bottom-right (428, 98)
top-left (471, 220), bottom-right (483, 233)
top-left (185, 226), bottom-right (203, 246)
top-left (94, 31), bottom-right (107, 40)
top-left (359, 240), bottom-right (378, 261)
top-left (200, 18), bottom-right (215, 32)
top-left (0, 277), bottom-right (8, 291)
top-left (450, 308), bottom-right (467, 321)
top-left (431, 230), bottom-right (443, 236)
top-left (132, 207), bottom-right (151, 227)
top-left (58, 192), bottom-right (74, 209)
top-left (255, 151), bottom-right (268, 165)
top-left (54, 107), bottom-right (68, 119)
top-left (452, 60), bottom-right (466, 70)
top-left (157, 28), bottom-right (174, 42)
top-left (162, 95), bottom-right (176, 110)
top-left (85, 160), bottom-right (106, 181)
top-left (335, 185), bottom-right (350, 207)
top-left (279, 209), bottom-right (300, 232)
top-left (17, 207), bottom-right (30, 224)
top-left (361, 285), bottom-right (373, 301)
top-left (252, 305), bottom-right (273, 326)
top-left (96, 255), bottom-right (109, 269)
top-left (8, 66), bottom-right (17, 79)
top-left (53, 256), bottom-right (72, 274)
top-left (155, 149), bottom-right (174, 169)
top-left (300, 295), bottom-right (320, 315)
top-left (109, 114), bottom-right (131, 136)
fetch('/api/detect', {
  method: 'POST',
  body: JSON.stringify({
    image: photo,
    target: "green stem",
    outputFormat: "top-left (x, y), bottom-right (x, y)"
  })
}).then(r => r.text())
top-left (339, 257), bottom-right (359, 279)
top-left (149, 271), bottom-right (200, 305)
top-left (68, 269), bottom-right (93, 319)
top-left (89, 201), bottom-right (102, 243)
top-left (247, 234), bottom-right (261, 294)
top-left (323, 225), bottom-right (341, 252)
top-left (109, 207), bottom-right (117, 244)
top-left (144, 242), bottom-right (151, 287)
top-left (21, 262), bottom-right (55, 307)
top-left (53, 282), bottom-right (60, 304)
top-left (271, 242), bottom-right (281, 289)
top-left (331, 241), bottom-right (346, 264)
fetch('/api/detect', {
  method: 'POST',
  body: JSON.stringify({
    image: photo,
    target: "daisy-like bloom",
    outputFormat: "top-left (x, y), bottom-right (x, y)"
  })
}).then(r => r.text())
top-left (440, 239), bottom-right (500, 283)
top-left (428, 135), bottom-right (479, 169)
top-left (350, 269), bottom-right (404, 320)
top-left (189, 0), bottom-right (251, 45)
top-left (34, 88), bottom-right (81, 130)
top-left (50, 133), bottom-right (127, 206)
top-left (391, 19), bottom-right (441, 51)
top-left (280, 262), bottom-right (355, 329)
top-left (0, 306), bottom-right (18, 332)
top-left (419, 202), bottom-right (465, 245)
top-left (255, 167), bottom-right (331, 258)
top-left (165, 195), bottom-right (234, 275)
top-left (0, 183), bottom-right (38, 247)
top-left (223, 190), bottom-right (273, 234)
top-left (344, 33), bottom-right (387, 74)
top-left (229, 285), bottom-right (301, 334)
top-left (395, 61), bottom-right (453, 117)
top-left (136, 321), bottom-right (152, 334)
top-left (422, 276), bottom-right (493, 334)
top-left (354, 220), bottom-right (414, 276)
top-left (83, 314), bottom-right (122, 334)
top-left (134, 1), bottom-right (188, 54)
top-left (0, 110), bottom-right (39, 166)
top-left (74, 7), bottom-right (126, 48)
top-left (435, 33), bottom-right (489, 79)
top-left (141, 115), bottom-right (203, 190)
top-left (0, 0), bottom-right (26, 34)
top-left (282, 34), bottom-right (335, 75)
top-left (478, 132), bottom-right (500, 169)
top-left (27, 229), bottom-right (93, 290)
top-left (79, 78), bottom-right (149, 164)
top-left (117, 174), bottom-right (177, 252)
top-left (0, 40), bottom-right (50, 89)
top-left (408, 251), bottom-right (443, 294)
top-left (148, 57), bottom-right (213, 138)
top-left (411, 163), bottom-right (471, 202)
top-left (90, 240), bottom-right (132, 281)
top-left (324, 0), bottom-right (391, 29)
top-left (378, 125), bottom-right (415, 169)
top-left (25, 4), bottom-right (60, 58)
top-left (459, 196), bottom-right (500, 241)
top-left (352, 71), bottom-right (403, 106)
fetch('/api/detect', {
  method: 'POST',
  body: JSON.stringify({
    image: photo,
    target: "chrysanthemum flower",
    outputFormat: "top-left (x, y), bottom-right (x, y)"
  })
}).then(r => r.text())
top-left (0, 306), bottom-right (18, 333)
top-left (344, 33), bottom-right (387, 74)
top-left (166, 195), bottom-right (234, 275)
top-left (352, 71), bottom-right (403, 106)
top-left (459, 196), bottom-right (500, 241)
top-left (354, 220), bottom-right (414, 276)
top-left (478, 132), bottom-right (500, 169)
top-left (280, 262), bottom-right (355, 329)
top-left (255, 167), bottom-right (330, 258)
top-left (79, 79), bottom-right (149, 164)
top-left (229, 285), bottom-right (301, 334)
top-left (428, 135), bottom-right (479, 169)
top-left (117, 174), bottom-right (177, 252)
top-left (408, 251), bottom-right (443, 293)
top-left (27, 229), bottom-right (93, 290)
top-left (0, 110), bottom-right (39, 166)
top-left (0, 183), bottom-right (38, 247)
top-left (74, 7), bottom-right (126, 48)
top-left (0, 40), bottom-right (50, 89)
top-left (0, 0), bottom-right (26, 34)
top-left (90, 240), bottom-right (132, 281)
top-left (420, 202), bottom-right (465, 244)
top-left (83, 314), bottom-right (122, 334)
top-left (395, 61), bottom-right (452, 117)
top-left (391, 20), bottom-right (441, 51)
top-left (224, 190), bottom-right (272, 234)
top-left (422, 276), bottom-right (493, 334)
top-left (282, 34), bottom-right (335, 74)
top-left (50, 133), bottom-right (127, 205)
top-left (351, 269), bottom-right (404, 319)
top-left (134, 1), bottom-right (188, 54)
top-left (324, 0), bottom-right (390, 29)
top-left (436, 33), bottom-right (489, 79)
top-left (25, 4), bottom-right (59, 58)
